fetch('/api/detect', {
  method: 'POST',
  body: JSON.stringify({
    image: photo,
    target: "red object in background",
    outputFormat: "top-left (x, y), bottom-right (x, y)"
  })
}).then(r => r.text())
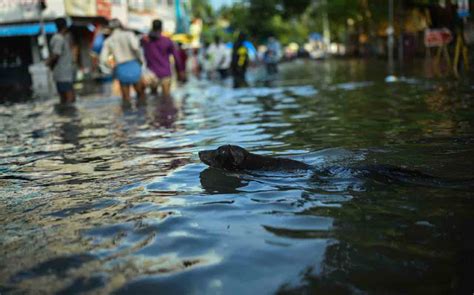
top-left (97, 0), bottom-right (111, 18)
top-left (424, 28), bottom-right (453, 47)
top-left (177, 48), bottom-right (187, 72)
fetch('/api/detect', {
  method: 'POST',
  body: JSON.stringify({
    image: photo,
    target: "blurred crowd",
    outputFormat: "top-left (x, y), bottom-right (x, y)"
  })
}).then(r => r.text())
top-left (47, 17), bottom-right (284, 106)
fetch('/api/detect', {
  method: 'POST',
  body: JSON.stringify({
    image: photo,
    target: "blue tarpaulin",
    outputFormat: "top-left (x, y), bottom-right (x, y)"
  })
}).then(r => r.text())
top-left (225, 41), bottom-right (258, 61)
top-left (309, 33), bottom-right (323, 41)
top-left (0, 22), bottom-right (57, 37)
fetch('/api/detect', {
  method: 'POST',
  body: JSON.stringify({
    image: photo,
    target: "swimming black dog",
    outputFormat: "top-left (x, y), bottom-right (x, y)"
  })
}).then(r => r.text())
top-left (199, 145), bottom-right (311, 171)
top-left (198, 145), bottom-right (474, 189)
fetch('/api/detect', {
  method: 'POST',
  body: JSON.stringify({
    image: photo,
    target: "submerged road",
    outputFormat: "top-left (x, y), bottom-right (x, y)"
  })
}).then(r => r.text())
top-left (1, 59), bottom-right (473, 294)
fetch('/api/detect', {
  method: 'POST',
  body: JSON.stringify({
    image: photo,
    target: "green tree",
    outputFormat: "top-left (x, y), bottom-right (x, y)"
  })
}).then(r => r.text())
top-left (218, 0), bottom-right (313, 43)
top-left (195, 0), bottom-right (391, 46)
top-left (191, 0), bottom-right (214, 23)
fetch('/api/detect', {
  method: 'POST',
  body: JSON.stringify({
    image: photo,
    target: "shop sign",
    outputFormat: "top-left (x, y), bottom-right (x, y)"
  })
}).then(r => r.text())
top-left (127, 0), bottom-right (157, 32)
top-left (65, 0), bottom-right (114, 19)
top-left (0, 0), bottom-right (65, 24)
top-left (65, 0), bottom-right (96, 17)
top-left (97, 0), bottom-right (111, 18)
top-left (424, 28), bottom-right (453, 47)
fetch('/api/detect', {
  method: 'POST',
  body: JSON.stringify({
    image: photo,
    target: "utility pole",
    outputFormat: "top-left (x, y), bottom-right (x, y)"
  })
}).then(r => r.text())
top-left (31, 0), bottom-right (53, 97)
top-left (386, 0), bottom-right (396, 81)
top-left (397, 0), bottom-right (404, 65)
top-left (175, 0), bottom-right (182, 33)
top-left (321, 0), bottom-right (330, 47)
top-left (38, 0), bottom-right (49, 60)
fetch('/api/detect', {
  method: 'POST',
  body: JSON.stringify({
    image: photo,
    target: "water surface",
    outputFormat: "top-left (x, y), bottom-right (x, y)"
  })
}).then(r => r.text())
top-left (1, 59), bottom-right (473, 294)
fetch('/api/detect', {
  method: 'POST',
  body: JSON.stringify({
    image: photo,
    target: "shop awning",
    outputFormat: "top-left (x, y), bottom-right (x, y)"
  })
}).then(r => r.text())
top-left (0, 22), bottom-right (57, 37)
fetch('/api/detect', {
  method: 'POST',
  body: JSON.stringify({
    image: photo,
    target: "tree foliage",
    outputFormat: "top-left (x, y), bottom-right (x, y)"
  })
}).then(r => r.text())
top-left (193, 0), bottom-right (391, 45)
top-left (190, 0), bottom-right (214, 22)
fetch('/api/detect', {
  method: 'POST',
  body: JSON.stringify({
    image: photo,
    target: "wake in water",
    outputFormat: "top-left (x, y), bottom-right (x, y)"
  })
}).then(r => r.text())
top-left (313, 164), bottom-right (474, 191)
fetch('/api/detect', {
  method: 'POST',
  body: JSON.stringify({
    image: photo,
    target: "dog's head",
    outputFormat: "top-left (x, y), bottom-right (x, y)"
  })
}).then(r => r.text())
top-left (198, 145), bottom-right (248, 170)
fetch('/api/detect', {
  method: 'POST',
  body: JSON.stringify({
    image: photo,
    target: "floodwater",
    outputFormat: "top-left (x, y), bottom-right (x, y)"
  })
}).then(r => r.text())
top-left (1, 59), bottom-right (473, 294)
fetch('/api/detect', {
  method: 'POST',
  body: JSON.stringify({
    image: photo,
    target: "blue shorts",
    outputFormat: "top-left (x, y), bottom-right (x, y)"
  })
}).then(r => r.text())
top-left (56, 82), bottom-right (73, 93)
top-left (115, 60), bottom-right (142, 85)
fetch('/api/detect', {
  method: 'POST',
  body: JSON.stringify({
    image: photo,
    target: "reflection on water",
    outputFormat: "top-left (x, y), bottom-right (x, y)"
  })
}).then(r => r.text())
top-left (200, 168), bottom-right (247, 194)
top-left (0, 59), bottom-right (473, 294)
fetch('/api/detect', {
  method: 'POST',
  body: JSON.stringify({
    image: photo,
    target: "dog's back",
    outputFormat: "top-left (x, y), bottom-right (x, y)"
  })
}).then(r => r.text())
top-left (240, 152), bottom-right (311, 171)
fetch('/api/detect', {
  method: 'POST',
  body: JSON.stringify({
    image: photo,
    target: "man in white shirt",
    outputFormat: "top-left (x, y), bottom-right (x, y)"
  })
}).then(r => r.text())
top-left (207, 36), bottom-right (231, 80)
top-left (264, 36), bottom-right (282, 75)
top-left (100, 19), bottom-right (145, 106)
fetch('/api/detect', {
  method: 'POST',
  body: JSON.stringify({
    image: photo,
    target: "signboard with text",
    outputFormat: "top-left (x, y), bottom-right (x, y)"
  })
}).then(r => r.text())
top-left (96, 0), bottom-right (111, 18)
top-left (424, 28), bottom-right (453, 47)
top-left (65, 0), bottom-right (126, 22)
top-left (127, 0), bottom-right (176, 33)
top-left (0, 0), bottom-right (66, 24)
top-left (65, 0), bottom-right (96, 16)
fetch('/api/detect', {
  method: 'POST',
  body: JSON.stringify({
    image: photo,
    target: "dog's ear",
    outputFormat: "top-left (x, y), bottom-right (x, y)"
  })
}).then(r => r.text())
top-left (229, 145), bottom-right (246, 166)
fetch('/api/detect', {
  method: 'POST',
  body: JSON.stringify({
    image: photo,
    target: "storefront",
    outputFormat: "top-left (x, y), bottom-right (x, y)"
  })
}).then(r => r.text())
top-left (0, 22), bottom-right (57, 101)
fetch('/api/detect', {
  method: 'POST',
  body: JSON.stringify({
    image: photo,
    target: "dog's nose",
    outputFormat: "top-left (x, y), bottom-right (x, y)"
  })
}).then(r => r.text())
top-left (198, 150), bottom-right (212, 165)
top-left (198, 151), bottom-right (206, 161)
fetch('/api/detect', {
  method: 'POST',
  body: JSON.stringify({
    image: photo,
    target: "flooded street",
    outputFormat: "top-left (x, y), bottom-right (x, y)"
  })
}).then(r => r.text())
top-left (1, 59), bottom-right (474, 294)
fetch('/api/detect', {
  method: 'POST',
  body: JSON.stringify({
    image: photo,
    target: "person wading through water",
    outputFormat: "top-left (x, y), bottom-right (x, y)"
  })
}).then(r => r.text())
top-left (142, 19), bottom-right (184, 98)
top-left (100, 18), bottom-right (145, 106)
top-left (231, 32), bottom-right (249, 88)
top-left (46, 17), bottom-right (75, 104)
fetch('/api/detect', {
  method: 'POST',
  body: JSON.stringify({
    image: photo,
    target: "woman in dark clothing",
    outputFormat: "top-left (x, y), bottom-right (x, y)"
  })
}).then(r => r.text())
top-left (231, 32), bottom-right (249, 88)
top-left (176, 42), bottom-right (188, 83)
